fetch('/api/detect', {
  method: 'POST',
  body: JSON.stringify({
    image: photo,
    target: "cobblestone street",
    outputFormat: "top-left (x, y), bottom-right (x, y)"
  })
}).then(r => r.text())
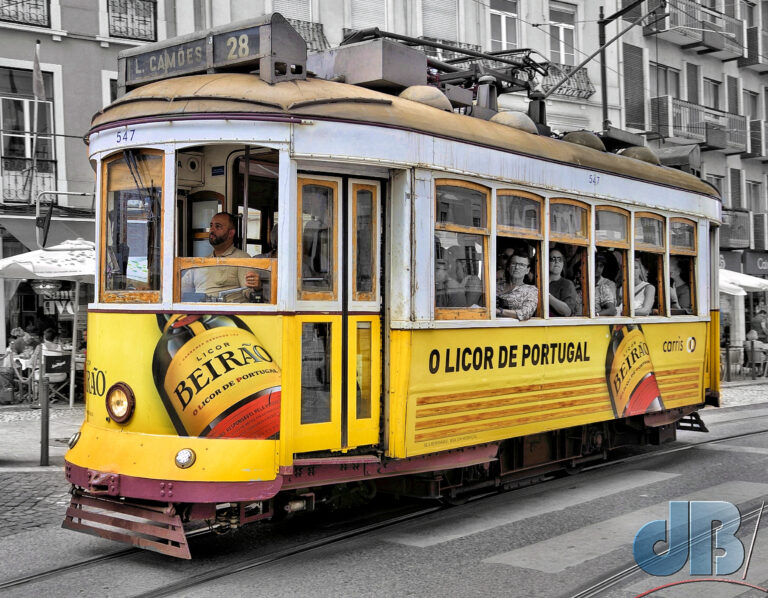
top-left (0, 382), bottom-right (765, 540)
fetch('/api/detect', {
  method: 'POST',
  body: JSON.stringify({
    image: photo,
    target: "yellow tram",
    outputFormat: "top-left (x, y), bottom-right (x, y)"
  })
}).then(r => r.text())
top-left (62, 15), bottom-right (721, 557)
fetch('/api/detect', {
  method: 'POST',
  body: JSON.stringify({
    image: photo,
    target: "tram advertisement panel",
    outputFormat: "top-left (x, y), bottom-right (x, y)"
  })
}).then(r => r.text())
top-left (84, 313), bottom-right (283, 440)
top-left (404, 323), bottom-right (705, 456)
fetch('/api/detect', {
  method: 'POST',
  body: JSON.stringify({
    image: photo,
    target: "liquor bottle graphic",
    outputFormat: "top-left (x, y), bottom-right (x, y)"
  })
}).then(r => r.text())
top-left (605, 324), bottom-right (664, 417)
top-left (152, 314), bottom-right (281, 439)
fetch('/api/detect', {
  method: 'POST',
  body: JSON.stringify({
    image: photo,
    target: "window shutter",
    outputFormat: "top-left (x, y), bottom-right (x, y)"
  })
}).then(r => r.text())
top-left (621, 0), bottom-right (642, 22)
top-left (623, 43), bottom-right (645, 129)
top-left (351, 0), bottom-right (385, 30)
top-left (274, 0), bottom-right (311, 21)
top-left (422, 0), bottom-right (458, 41)
top-left (687, 63), bottom-right (699, 104)
top-left (730, 167), bottom-right (743, 209)
top-left (727, 76), bottom-right (739, 113)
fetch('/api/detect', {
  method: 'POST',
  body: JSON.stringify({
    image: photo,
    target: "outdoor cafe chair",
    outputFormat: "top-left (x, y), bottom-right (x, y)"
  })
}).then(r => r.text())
top-left (32, 350), bottom-right (71, 404)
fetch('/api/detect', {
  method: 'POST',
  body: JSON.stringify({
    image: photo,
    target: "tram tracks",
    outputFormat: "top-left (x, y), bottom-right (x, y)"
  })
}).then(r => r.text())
top-left (3, 425), bottom-right (768, 596)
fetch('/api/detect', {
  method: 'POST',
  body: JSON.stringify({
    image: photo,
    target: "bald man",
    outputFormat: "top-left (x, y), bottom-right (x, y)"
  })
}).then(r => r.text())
top-left (181, 212), bottom-right (261, 302)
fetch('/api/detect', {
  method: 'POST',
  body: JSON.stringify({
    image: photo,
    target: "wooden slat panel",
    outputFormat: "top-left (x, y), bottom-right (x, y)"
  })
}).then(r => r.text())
top-left (417, 390), bottom-right (608, 418)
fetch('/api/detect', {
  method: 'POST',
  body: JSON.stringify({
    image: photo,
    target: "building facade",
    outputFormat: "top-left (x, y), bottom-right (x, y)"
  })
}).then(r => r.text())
top-left (2, 0), bottom-right (765, 353)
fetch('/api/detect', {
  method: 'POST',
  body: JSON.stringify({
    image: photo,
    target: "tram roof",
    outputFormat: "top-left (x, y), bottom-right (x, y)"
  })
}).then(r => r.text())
top-left (91, 73), bottom-right (718, 200)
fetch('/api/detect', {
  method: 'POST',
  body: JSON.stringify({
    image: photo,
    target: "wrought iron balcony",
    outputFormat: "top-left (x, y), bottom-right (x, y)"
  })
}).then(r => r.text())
top-left (644, 0), bottom-right (744, 61)
top-left (721, 208), bottom-right (751, 249)
top-left (541, 63), bottom-right (595, 100)
top-left (107, 0), bottom-right (156, 41)
top-left (650, 96), bottom-right (747, 153)
top-left (1, 157), bottom-right (56, 204)
top-left (739, 26), bottom-right (768, 72)
top-left (0, 0), bottom-right (49, 27)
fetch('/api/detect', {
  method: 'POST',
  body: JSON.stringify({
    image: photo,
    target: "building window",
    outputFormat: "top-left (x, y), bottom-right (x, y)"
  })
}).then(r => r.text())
top-left (0, 67), bottom-right (56, 202)
top-left (650, 63), bottom-right (680, 99)
top-left (748, 180), bottom-right (763, 212)
top-left (107, 0), bottom-right (156, 41)
top-left (422, 0), bottom-right (458, 42)
top-left (274, 0), bottom-right (311, 21)
top-left (0, 0), bottom-right (50, 27)
top-left (703, 78), bottom-right (721, 110)
top-left (549, 1), bottom-right (576, 66)
top-left (490, 0), bottom-right (518, 51)
top-left (705, 174), bottom-right (724, 195)
top-left (350, 0), bottom-right (385, 30)
top-left (744, 89), bottom-right (759, 118)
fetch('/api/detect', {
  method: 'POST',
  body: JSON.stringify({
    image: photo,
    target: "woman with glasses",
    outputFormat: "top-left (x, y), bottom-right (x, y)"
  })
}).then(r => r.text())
top-left (496, 251), bottom-right (538, 320)
top-left (548, 246), bottom-right (579, 317)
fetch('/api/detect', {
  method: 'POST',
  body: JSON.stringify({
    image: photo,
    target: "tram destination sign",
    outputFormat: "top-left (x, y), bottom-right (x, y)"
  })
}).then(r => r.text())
top-left (118, 14), bottom-right (307, 92)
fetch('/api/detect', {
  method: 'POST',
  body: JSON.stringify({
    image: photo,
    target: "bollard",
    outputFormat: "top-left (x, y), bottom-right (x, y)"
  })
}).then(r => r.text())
top-left (725, 339), bottom-right (731, 382)
top-left (40, 359), bottom-right (49, 467)
top-left (751, 340), bottom-right (756, 380)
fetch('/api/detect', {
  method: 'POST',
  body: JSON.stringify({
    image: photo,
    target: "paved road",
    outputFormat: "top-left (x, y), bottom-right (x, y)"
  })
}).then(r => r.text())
top-left (0, 381), bottom-right (764, 540)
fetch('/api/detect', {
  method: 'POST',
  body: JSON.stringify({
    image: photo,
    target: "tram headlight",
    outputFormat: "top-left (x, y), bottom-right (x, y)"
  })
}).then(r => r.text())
top-left (67, 431), bottom-right (81, 449)
top-left (175, 448), bottom-right (196, 469)
top-left (105, 382), bottom-right (135, 424)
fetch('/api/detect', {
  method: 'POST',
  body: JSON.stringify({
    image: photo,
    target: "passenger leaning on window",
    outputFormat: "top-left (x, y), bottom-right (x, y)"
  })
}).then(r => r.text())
top-left (496, 251), bottom-right (538, 320)
top-left (634, 257), bottom-right (656, 316)
top-left (181, 212), bottom-right (261, 302)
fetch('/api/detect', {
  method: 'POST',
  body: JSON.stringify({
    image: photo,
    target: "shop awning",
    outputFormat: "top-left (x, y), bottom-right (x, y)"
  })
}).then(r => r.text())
top-left (719, 279), bottom-right (747, 296)
top-left (1, 215), bottom-right (95, 251)
top-left (720, 268), bottom-right (768, 293)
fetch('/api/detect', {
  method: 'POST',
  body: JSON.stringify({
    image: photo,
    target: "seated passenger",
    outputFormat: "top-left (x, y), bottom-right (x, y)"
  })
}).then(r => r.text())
top-left (670, 257), bottom-right (691, 313)
top-left (634, 257), bottom-right (655, 316)
top-left (595, 253), bottom-right (617, 316)
top-left (548, 247), bottom-right (579, 317)
top-left (434, 254), bottom-right (465, 307)
top-left (181, 212), bottom-right (261, 302)
top-left (496, 252), bottom-right (538, 321)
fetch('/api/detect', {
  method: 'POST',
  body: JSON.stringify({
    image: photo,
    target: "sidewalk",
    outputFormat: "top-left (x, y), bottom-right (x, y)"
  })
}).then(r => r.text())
top-left (0, 403), bottom-right (84, 471)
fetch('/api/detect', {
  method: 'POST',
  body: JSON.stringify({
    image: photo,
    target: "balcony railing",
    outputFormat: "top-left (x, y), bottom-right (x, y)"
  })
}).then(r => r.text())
top-left (645, 0), bottom-right (744, 60)
top-left (1, 157), bottom-right (56, 203)
top-left (0, 0), bottom-right (49, 27)
top-left (650, 96), bottom-right (747, 153)
top-left (107, 0), bottom-right (156, 42)
top-left (541, 63), bottom-right (596, 100)
top-left (721, 208), bottom-right (751, 249)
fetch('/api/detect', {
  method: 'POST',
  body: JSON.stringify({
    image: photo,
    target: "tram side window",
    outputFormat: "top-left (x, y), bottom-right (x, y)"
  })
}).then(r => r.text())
top-left (496, 191), bottom-right (542, 320)
top-left (670, 219), bottom-right (696, 315)
top-left (595, 208), bottom-right (630, 316)
top-left (434, 181), bottom-right (489, 318)
top-left (634, 214), bottom-right (665, 316)
top-left (549, 200), bottom-right (589, 317)
top-left (102, 150), bottom-right (163, 302)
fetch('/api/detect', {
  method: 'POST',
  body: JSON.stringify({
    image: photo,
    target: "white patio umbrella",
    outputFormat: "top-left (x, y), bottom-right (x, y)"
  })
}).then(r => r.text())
top-left (0, 239), bottom-right (95, 407)
top-left (720, 268), bottom-right (768, 293)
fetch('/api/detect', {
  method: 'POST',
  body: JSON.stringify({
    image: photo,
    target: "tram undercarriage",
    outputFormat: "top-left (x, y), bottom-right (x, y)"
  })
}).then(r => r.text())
top-left (62, 412), bottom-right (703, 559)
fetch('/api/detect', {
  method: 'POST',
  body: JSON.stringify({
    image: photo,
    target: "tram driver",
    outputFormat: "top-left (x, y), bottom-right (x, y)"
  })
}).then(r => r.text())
top-left (181, 212), bottom-right (262, 302)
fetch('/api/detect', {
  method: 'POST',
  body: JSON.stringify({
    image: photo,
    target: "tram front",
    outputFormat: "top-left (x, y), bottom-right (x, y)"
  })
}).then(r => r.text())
top-left (62, 15), bottom-right (383, 558)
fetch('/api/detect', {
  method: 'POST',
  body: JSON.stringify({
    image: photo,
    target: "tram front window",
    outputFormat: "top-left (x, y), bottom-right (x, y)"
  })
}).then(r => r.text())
top-left (102, 149), bottom-right (163, 302)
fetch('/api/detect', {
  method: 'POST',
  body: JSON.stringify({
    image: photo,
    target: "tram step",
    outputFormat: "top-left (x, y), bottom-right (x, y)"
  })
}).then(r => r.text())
top-left (62, 492), bottom-right (191, 559)
top-left (675, 411), bottom-right (709, 433)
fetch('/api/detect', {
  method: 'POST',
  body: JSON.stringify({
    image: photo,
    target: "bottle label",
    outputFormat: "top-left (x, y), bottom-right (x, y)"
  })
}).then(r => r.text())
top-left (156, 317), bottom-right (281, 439)
top-left (608, 327), bottom-right (664, 417)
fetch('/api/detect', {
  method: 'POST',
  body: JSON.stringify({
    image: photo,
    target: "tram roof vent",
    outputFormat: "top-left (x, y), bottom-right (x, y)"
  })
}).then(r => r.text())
top-left (562, 131), bottom-right (606, 152)
top-left (307, 38), bottom-right (428, 92)
top-left (617, 145), bottom-right (661, 166)
top-left (490, 111), bottom-right (539, 135)
top-left (399, 85), bottom-right (452, 111)
top-left (117, 13), bottom-right (306, 95)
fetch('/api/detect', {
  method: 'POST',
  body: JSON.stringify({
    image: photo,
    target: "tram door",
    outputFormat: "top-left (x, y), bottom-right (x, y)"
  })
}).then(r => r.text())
top-left (293, 177), bottom-right (382, 454)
